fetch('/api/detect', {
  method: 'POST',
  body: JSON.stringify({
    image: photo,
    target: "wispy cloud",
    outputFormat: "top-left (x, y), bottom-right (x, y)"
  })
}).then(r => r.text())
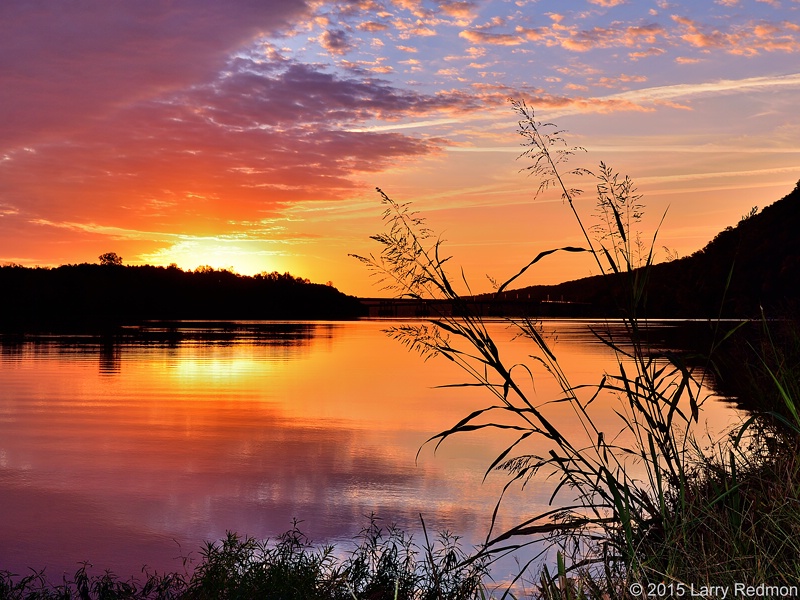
top-left (346, 118), bottom-right (463, 132)
top-left (637, 164), bottom-right (800, 184)
top-left (606, 72), bottom-right (800, 103)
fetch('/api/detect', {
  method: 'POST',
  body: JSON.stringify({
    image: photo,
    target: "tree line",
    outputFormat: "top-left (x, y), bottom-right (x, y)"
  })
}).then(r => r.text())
top-left (0, 262), bottom-right (366, 331)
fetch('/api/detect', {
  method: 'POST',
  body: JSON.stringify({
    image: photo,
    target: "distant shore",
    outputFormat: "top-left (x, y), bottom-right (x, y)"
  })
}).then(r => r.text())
top-left (0, 264), bottom-right (367, 332)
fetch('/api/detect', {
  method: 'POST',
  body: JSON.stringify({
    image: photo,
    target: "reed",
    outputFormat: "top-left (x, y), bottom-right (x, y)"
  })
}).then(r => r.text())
top-left (353, 99), bottom-right (800, 597)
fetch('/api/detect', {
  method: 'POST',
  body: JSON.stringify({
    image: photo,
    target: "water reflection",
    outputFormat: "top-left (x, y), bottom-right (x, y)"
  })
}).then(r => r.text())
top-left (0, 320), bottom-right (741, 582)
top-left (99, 342), bottom-right (121, 374)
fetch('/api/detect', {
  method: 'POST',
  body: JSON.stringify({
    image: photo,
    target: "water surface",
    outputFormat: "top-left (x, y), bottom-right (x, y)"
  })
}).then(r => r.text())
top-left (0, 319), bottom-right (740, 581)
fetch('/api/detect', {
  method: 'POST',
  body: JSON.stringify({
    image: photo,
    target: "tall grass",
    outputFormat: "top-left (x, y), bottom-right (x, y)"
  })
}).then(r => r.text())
top-left (353, 100), bottom-right (799, 595)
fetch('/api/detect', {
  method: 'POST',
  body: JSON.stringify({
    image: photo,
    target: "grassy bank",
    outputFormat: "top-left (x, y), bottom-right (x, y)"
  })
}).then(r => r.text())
top-left (0, 519), bottom-right (490, 600)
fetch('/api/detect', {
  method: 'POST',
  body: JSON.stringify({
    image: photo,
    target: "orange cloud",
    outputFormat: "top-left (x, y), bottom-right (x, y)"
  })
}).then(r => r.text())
top-left (671, 15), bottom-right (800, 55)
top-left (594, 74), bottom-right (648, 88)
top-left (0, 37), bottom-right (502, 266)
top-left (528, 95), bottom-right (656, 113)
top-left (629, 47), bottom-right (667, 59)
top-left (558, 23), bottom-right (667, 51)
top-left (515, 26), bottom-right (548, 41)
top-left (438, 0), bottom-right (479, 19)
top-left (358, 21), bottom-right (389, 31)
top-left (398, 24), bottom-right (437, 38)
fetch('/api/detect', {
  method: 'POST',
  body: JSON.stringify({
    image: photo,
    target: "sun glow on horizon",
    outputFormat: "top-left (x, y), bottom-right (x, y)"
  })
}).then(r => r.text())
top-left (137, 239), bottom-right (296, 277)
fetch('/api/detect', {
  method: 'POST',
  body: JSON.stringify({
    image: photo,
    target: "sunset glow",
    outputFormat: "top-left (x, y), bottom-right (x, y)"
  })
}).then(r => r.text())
top-left (2, 1), bottom-right (798, 296)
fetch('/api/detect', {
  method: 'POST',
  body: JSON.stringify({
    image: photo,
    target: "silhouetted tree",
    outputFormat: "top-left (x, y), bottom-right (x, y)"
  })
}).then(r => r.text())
top-left (98, 252), bottom-right (123, 266)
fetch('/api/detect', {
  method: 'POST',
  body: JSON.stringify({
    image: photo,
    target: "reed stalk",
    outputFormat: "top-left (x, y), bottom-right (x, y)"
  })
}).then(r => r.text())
top-left (353, 100), bottom-right (738, 595)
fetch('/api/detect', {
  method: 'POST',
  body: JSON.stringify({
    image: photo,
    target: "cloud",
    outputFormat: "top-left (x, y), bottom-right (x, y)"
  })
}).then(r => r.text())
top-left (557, 23), bottom-right (668, 51)
top-left (0, 0), bottom-right (310, 149)
top-left (528, 95), bottom-right (656, 113)
top-left (397, 25), bottom-right (438, 38)
top-left (593, 74), bottom-right (648, 88)
top-left (460, 12), bottom-right (797, 58)
top-left (459, 30), bottom-right (527, 45)
top-left (587, 0), bottom-right (627, 6)
top-left (515, 26), bottom-right (548, 41)
top-left (358, 21), bottom-right (389, 31)
top-left (463, 20), bottom-right (668, 53)
top-left (1, 50), bottom-right (490, 235)
top-left (320, 29), bottom-right (354, 55)
top-left (437, 0), bottom-right (479, 19)
top-left (629, 47), bottom-right (667, 60)
top-left (671, 15), bottom-right (800, 55)
top-left (492, 73), bottom-right (800, 121)
top-left (604, 72), bottom-right (800, 104)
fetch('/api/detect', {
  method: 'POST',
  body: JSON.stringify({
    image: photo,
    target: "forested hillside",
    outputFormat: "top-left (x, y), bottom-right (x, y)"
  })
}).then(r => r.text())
top-left (502, 180), bottom-right (800, 318)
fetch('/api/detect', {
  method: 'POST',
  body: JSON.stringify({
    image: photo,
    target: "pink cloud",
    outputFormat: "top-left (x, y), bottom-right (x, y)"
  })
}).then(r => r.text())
top-left (1, 44), bottom-right (491, 239)
top-left (0, 0), bottom-right (497, 227)
top-left (587, 0), bottom-right (627, 6)
top-left (0, 1), bottom-right (309, 150)
top-left (459, 30), bottom-right (526, 45)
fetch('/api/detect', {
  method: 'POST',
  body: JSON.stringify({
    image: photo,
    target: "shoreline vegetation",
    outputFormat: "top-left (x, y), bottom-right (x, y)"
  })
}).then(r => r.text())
top-left (0, 519), bottom-right (491, 600)
top-left (3, 103), bottom-right (800, 598)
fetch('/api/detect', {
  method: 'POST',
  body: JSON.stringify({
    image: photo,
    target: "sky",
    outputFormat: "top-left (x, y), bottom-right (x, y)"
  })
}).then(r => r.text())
top-left (1, 0), bottom-right (799, 297)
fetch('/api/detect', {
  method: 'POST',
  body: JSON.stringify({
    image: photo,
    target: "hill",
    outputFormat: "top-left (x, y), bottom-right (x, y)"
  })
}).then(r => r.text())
top-left (493, 180), bottom-right (800, 319)
top-left (0, 265), bottom-right (366, 331)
